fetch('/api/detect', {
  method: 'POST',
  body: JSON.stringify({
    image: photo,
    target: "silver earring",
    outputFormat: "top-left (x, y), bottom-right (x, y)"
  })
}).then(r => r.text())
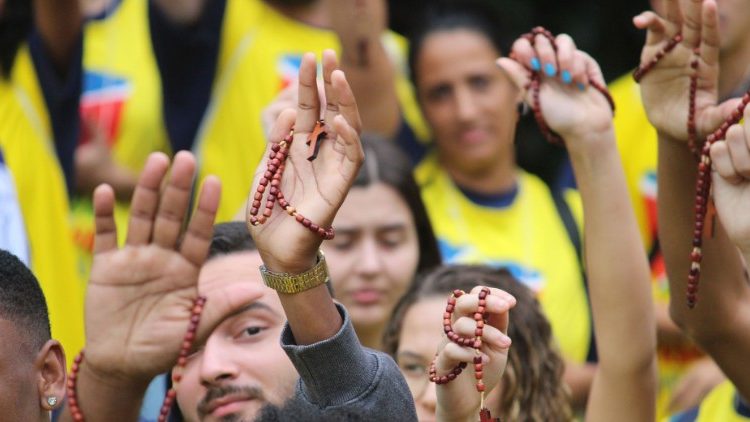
top-left (47, 396), bottom-right (58, 407)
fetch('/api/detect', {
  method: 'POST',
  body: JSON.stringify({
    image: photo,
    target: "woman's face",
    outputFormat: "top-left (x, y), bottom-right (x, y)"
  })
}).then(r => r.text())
top-left (395, 297), bottom-right (445, 421)
top-left (415, 29), bottom-right (519, 177)
top-left (323, 183), bottom-right (419, 334)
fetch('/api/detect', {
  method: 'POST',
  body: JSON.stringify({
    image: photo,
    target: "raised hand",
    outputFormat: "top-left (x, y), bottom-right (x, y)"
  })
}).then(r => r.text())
top-left (83, 151), bottom-right (262, 384)
top-left (247, 50), bottom-right (364, 274)
top-left (434, 287), bottom-right (515, 422)
top-left (710, 108), bottom-right (750, 256)
top-left (634, 0), bottom-right (739, 141)
top-left (497, 33), bottom-right (614, 151)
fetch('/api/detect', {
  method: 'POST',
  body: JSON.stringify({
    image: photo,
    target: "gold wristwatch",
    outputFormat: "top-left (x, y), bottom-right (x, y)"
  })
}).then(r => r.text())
top-left (260, 251), bottom-right (330, 294)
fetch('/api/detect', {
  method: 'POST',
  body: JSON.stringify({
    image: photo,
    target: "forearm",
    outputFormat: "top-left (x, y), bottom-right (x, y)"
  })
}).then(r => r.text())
top-left (153, 0), bottom-right (209, 25)
top-left (278, 283), bottom-right (343, 345)
top-left (657, 134), bottom-right (747, 335)
top-left (328, 0), bottom-right (400, 137)
top-left (568, 131), bottom-right (657, 420)
top-left (57, 362), bottom-right (148, 422)
top-left (33, 0), bottom-right (82, 72)
top-left (658, 134), bottom-right (750, 399)
top-left (563, 362), bottom-right (596, 411)
top-left (568, 131), bottom-right (655, 373)
top-left (339, 41), bottom-right (399, 138)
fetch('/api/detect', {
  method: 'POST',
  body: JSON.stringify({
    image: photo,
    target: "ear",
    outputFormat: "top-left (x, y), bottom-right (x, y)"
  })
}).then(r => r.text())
top-left (34, 340), bottom-right (66, 412)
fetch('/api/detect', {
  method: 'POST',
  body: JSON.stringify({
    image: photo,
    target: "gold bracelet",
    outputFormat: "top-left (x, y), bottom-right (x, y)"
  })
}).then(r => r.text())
top-left (259, 251), bottom-right (329, 294)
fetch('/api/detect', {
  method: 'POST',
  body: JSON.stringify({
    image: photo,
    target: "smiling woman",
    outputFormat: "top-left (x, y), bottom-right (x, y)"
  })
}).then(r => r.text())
top-left (322, 136), bottom-right (441, 351)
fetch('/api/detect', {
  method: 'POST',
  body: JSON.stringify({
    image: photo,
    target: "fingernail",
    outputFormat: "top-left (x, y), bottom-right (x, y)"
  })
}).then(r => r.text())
top-left (530, 57), bottom-right (541, 71)
top-left (577, 82), bottom-right (586, 91)
top-left (561, 70), bottom-right (572, 84)
top-left (544, 63), bottom-right (556, 77)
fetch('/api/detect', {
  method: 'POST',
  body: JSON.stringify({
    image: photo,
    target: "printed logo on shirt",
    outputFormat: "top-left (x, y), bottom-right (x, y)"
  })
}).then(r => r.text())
top-left (79, 71), bottom-right (131, 146)
top-left (0, 148), bottom-right (30, 265)
top-left (438, 239), bottom-right (545, 292)
top-left (278, 54), bottom-right (303, 91)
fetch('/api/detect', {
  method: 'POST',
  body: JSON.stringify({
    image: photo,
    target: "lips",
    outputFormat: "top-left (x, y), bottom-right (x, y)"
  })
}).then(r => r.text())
top-left (204, 393), bottom-right (255, 418)
top-left (459, 128), bottom-right (487, 145)
top-left (350, 289), bottom-right (383, 305)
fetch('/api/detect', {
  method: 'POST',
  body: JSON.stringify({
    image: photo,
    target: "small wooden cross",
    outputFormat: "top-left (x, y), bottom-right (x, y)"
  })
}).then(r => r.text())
top-left (306, 119), bottom-right (327, 161)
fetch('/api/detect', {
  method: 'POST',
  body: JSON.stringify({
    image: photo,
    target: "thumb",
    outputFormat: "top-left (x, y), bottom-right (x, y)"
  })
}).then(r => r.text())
top-left (496, 57), bottom-right (529, 100)
top-left (701, 97), bottom-right (743, 135)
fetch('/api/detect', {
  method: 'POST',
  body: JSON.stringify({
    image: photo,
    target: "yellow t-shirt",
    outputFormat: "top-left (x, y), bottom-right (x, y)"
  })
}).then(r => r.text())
top-left (195, 0), bottom-right (428, 222)
top-left (0, 45), bottom-right (85, 365)
top-left (610, 73), bottom-right (703, 419)
top-left (665, 381), bottom-right (750, 422)
top-left (415, 154), bottom-right (590, 363)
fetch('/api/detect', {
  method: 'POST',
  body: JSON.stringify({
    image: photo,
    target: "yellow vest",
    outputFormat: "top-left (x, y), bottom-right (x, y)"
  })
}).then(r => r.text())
top-left (665, 381), bottom-right (750, 422)
top-left (415, 155), bottom-right (590, 363)
top-left (0, 46), bottom-right (85, 365)
top-left (610, 73), bottom-right (703, 419)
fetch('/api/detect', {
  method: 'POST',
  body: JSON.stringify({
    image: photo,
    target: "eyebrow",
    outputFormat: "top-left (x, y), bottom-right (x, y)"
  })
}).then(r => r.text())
top-left (226, 301), bottom-right (280, 320)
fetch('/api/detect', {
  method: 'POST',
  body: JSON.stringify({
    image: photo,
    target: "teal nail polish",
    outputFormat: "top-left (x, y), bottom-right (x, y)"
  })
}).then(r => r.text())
top-left (561, 70), bottom-right (572, 84)
top-left (577, 82), bottom-right (586, 91)
top-left (544, 63), bottom-right (556, 76)
top-left (530, 57), bottom-right (541, 71)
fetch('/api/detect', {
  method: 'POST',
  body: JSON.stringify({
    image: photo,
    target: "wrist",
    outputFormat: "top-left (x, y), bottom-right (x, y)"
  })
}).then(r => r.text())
top-left (259, 249), bottom-right (318, 275)
top-left (564, 125), bottom-right (617, 159)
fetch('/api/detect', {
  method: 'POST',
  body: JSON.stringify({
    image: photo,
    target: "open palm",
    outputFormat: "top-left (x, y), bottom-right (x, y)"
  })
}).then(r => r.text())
top-left (635, 0), bottom-right (737, 141)
top-left (247, 50), bottom-right (364, 273)
top-left (84, 152), bottom-right (261, 383)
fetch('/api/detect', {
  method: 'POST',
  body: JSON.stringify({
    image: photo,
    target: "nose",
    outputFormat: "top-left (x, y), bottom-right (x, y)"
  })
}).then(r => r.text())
top-left (199, 336), bottom-right (238, 386)
top-left (355, 237), bottom-right (383, 277)
top-left (418, 380), bottom-right (438, 417)
top-left (454, 86), bottom-right (479, 123)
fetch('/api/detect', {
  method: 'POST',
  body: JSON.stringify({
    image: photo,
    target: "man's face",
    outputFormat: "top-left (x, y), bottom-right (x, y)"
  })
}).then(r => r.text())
top-left (176, 252), bottom-right (298, 422)
top-left (0, 319), bottom-right (43, 421)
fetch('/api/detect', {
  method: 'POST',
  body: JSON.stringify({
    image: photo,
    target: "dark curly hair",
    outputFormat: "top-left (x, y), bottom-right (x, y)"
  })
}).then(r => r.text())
top-left (383, 265), bottom-right (572, 421)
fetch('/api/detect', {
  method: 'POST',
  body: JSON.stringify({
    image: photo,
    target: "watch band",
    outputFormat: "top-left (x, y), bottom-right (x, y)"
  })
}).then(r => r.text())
top-left (260, 251), bottom-right (330, 294)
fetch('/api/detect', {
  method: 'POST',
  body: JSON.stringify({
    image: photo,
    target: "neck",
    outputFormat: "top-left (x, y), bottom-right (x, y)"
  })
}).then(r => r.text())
top-left (718, 40), bottom-right (750, 98)
top-left (353, 322), bottom-right (385, 351)
top-left (441, 152), bottom-right (517, 195)
top-left (265, 0), bottom-right (328, 28)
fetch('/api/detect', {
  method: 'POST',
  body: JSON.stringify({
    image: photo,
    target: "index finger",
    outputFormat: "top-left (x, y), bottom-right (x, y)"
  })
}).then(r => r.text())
top-left (699, 0), bottom-right (720, 66)
top-left (663, 0), bottom-right (684, 28)
top-left (296, 52), bottom-right (321, 133)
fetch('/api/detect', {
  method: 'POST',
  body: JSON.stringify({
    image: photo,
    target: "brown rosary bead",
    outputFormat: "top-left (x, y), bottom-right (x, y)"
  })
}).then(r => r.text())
top-left (247, 127), bottom-right (335, 239)
top-left (429, 287), bottom-right (496, 420)
top-left (66, 296), bottom-right (208, 422)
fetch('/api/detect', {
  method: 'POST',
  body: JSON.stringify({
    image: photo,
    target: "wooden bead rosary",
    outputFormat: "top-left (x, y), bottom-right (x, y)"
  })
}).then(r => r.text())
top-left (521, 27), bottom-right (616, 146)
top-left (428, 288), bottom-right (499, 422)
top-left (248, 120), bottom-right (335, 239)
top-left (67, 296), bottom-right (207, 421)
top-left (633, 32), bottom-right (750, 308)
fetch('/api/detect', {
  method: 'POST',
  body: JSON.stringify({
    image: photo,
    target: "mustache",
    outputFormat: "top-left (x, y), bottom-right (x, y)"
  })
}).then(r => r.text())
top-left (196, 384), bottom-right (264, 418)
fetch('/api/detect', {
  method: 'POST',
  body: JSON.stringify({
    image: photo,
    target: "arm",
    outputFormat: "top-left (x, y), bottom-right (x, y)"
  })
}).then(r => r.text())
top-left (325, 0), bottom-right (400, 138)
top-left (247, 53), bottom-right (417, 416)
top-left (499, 32), bottom-right (656, 421)
top-left (633, 0), bottom-right (750, 398)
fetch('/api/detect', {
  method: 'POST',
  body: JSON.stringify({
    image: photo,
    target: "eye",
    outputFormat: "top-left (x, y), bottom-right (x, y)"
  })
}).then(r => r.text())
top-left (469, 75), bottom-right (490, 91)
top-left (426, 84), bottom-right (451, 102)
top-left (239, 326), bottom-right (267, 339)
top-left (400, 362), bottom-right (427, 377)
